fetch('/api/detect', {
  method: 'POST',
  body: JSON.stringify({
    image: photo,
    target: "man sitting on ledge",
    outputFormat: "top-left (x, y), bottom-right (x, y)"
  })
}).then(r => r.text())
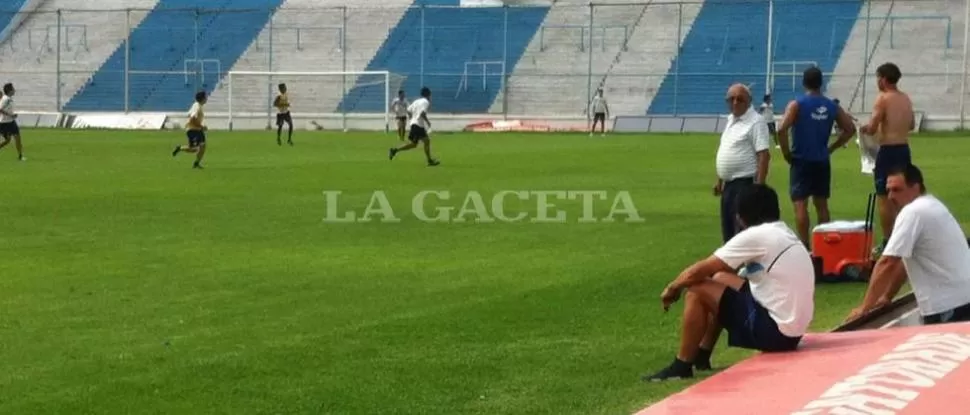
top-left (846, 164), bottom-right (970, 324)
top-left (646, 184), bottom-right (816, 381)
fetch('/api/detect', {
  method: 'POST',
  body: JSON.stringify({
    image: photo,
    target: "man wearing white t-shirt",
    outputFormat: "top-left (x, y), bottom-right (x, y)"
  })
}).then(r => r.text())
top-left (646, 184), bottom-right (815, 381)
top-left (846, 164), bottom-right (970, 324)
top-left (388, 87), bottom-right (439, 166)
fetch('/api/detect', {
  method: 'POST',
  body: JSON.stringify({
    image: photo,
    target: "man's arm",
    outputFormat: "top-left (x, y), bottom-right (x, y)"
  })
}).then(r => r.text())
top-left (829, 106), bottom-right (857, 152)
top-left (860, 255), bottom-right (907, 308)
top-left (776, 100), bottom-right (798, 163)
top-left (273, 95), bottom-right (281, 108)
top-left (668, 231), bottom-right (764, 292)
top-left (860, 94), bottom-right (885, 135)
top-left (420, 111), bottom-right (431, 128)
top-left (667, 255), bottom-right (735, 292)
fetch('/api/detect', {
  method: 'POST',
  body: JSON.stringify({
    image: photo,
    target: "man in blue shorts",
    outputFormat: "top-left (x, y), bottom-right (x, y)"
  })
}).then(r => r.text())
top-left (860, 63), bottom-right (915, 252)
top-left (645, 184), bottom-right (815, 381)
top-left (776, 67), bottom-right (856, 248)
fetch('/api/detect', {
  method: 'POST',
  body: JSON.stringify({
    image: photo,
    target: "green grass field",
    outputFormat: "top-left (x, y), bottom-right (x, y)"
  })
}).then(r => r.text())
top-left (1, 129), bottom-right (968, 414)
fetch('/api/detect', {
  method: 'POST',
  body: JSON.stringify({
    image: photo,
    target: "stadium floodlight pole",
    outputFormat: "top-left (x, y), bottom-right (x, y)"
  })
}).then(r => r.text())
top-left (960, 0), bottom-right (970, 129)
top-left (586, 2), bottom-right (593, 126)
top-left (124, 9), bottom-right (131, 113)
top-left (342, 6), bottom-right (348, 133)
top-left (55, 9), bottom-right (62, 111)
top-left (764, 0), bottom-right (774, 98)
top-left (267, 13), bottom-right (274, 129)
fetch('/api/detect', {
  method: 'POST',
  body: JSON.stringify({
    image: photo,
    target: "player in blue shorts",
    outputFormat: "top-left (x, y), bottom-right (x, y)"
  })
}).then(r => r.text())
top-left (0, 83), bottom-right (26, 161)
top-left (171, 91), bottom-right (208, 169)
top-left (860, 63), bottom-right (915, 252)
top-left (776, 67), bottom-right (856, 248)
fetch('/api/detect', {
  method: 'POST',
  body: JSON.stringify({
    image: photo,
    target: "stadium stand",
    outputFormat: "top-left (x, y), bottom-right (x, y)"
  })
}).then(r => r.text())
top-left (337, 0), bottom-right (549, 114)
top-left (64, 0), bottom-right (283, 112)
top-left (0, 0), bottom-right (160, 111)
top-left (648, 0), bottom-right (862, 115)
top-left (828, 1), bottom-right (962, 116)
top-left (0, 0), bottom-right (964, 121)
top-left (205, 0), bottom-right (414, 116)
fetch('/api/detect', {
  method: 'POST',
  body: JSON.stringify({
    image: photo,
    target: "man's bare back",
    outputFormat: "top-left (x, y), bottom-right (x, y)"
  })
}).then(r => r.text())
top-left (872, 89), bottom-right (914, 146)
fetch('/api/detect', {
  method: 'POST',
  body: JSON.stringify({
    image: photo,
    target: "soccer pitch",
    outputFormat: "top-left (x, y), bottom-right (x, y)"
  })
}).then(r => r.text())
top-left (1, 129), bottom-right (967, 414)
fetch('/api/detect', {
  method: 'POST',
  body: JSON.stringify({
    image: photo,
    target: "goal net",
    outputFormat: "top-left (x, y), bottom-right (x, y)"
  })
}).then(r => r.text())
top-left (223, 70), bottom-right (406, 131)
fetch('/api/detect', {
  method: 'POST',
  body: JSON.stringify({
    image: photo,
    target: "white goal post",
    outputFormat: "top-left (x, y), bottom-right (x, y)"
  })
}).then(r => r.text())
top-left (225, 70), bottom-right (404, 132)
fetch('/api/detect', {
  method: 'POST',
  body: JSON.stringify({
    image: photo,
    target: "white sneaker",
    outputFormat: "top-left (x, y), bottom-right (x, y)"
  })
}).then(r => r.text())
top-left (18, 156), bottom-right (26, 161)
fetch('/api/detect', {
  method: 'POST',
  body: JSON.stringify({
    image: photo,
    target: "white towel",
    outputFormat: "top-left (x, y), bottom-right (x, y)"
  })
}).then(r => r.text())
top-left (858, 129), bottom-right (879, 175)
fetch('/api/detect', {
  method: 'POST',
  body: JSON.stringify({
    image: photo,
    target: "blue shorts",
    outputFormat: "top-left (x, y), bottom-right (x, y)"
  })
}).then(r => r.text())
top-left (186, 130), bottom-right (206, 147)
top-left (789, 159), bottom-right (831, 200)
top-left (922, 302), bottom-right (970, 325)
top-left (874, 144), bottom-right (911, 195)
top-left (0, 121), bottom-right (20, 138)
top-left (719, 282), bottom-right (802, 352)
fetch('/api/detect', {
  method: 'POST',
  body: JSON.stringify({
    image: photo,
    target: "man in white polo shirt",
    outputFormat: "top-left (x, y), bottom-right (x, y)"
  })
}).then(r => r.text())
top-left (715, 83), bottom-right (771, 242)
top-left (645, 184), bottom-right (815, 381)
top-left (846, 164), bottom-right (970, 324)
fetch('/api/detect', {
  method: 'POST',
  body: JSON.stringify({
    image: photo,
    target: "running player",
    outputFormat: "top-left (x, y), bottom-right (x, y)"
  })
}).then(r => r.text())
top-left (273, 83), bottom-right (293, 146)
top-left (390, 90), bottom-right (409, 141)
top-left (388, 87), bottom-right (439, 166)
top-left (590, 89), bottom-right (609, 136)
top-left (0, 83), bottom-right (26, 161)
top-left (172, 91), bottom-right (208, 169)
top-left (860, 63), bottom-right (915, 254)
top-left (777, 67), bottom-right (856, 248)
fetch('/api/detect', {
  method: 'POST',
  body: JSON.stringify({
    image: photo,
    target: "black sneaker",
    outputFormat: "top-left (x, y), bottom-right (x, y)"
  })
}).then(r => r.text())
top-left (389, 148), bottom-right (397, 160)
top-left (427, 159), bottom-right (440, 166)
top-left (288, 140), bottom-right (293, 146)
top-left (694, 360), bottom-right (712, 371)
top-left (277, 138), bottom-right (282, 146)
top-left (643, 360), bottom-right (693, 382)
top-left (172, 146), bottom-right (181, 157)
top-left (193, 162), bottom-right (203, 169)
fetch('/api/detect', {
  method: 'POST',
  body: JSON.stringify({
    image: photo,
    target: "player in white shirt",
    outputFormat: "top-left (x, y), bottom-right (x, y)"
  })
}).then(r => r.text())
top-left (389, 90), bottom-right (409, 141)
top-left (758, 94), bottom-right (778, 148)
top-left (589, 89), bottom-right (609, 136)
top-left (171, 91), bottom-right (208, 169)
top-left (0, 83), bottom-right (26, 161)
top-left (846, 164), bottom-right (970, 324)
top-left (388, 87), bottom-right (439, 166)
top-left (646, 184), bottom-right (815, 381)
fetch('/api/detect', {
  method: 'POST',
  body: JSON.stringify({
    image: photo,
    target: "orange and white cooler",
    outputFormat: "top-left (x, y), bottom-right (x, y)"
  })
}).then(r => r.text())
top-left (811, 220), bottom-right (872, 281)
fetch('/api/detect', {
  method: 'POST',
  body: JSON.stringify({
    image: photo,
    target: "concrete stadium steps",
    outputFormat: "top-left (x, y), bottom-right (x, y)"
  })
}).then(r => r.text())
top-left (597, 1), bottom-right (702, 116)
top-left (648, 0), bottom-right (862, 115)
top-left (829, 0), bottom-right (963, 116)
top-left (205, 0), bottom-right (412, 116)
top-left (0, 0), bottom-right (159, 111)
top-left (495, 1), bottom-right (644, 116)
top-left (340, 1), bottom-right (549, 114)
top-left (64, 0), bottom-right (283, 112)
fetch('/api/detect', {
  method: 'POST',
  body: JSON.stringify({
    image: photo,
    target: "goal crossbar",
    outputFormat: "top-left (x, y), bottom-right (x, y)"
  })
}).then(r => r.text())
top-left (226, 70), bottom-right (393, 132)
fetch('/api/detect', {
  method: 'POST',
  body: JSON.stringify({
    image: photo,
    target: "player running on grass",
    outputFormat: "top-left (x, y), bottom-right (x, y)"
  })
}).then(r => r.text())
top-left (172, 91), bottom-right (208, 169)
top-left (274, 83), bottom-right (293, 146)
top-left (0, 83), bottom-right (26, 161)
top-left (388, 87), bottom-right (439, 166)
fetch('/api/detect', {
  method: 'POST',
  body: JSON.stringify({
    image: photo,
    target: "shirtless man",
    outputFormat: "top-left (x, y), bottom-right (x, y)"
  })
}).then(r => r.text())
top-left (859, 63), bottom-right (915, 252)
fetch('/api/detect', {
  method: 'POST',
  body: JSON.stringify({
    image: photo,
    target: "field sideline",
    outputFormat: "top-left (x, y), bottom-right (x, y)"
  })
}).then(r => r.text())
top-left (1, 129), bottom-right (967, 414)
